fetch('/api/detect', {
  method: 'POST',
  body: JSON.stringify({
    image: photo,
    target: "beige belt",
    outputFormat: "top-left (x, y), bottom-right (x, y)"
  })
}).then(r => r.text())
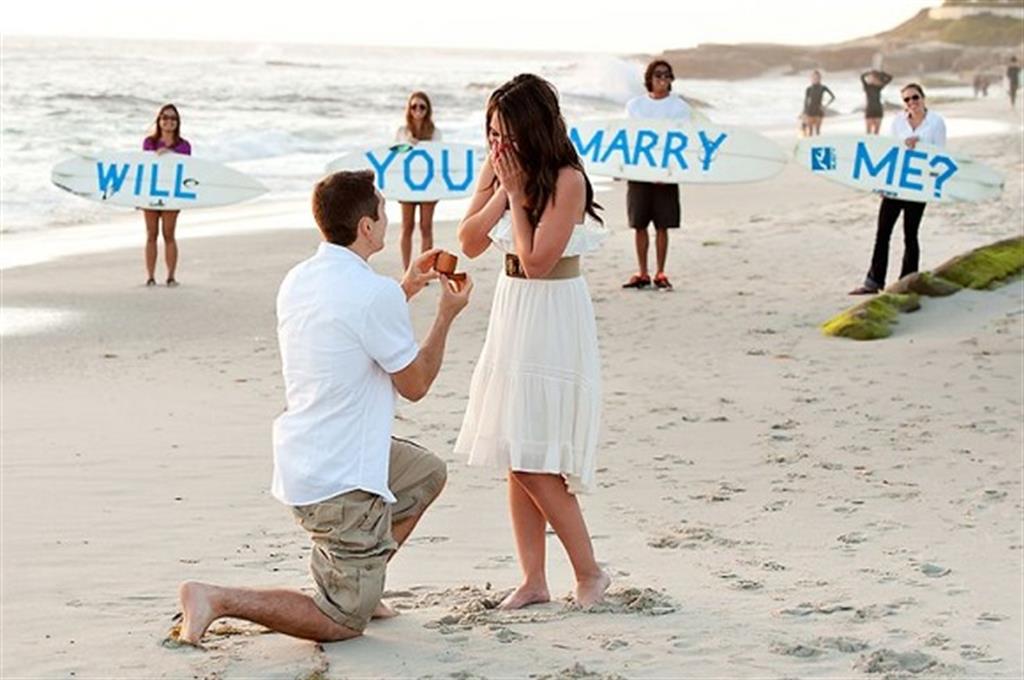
top-left (504, 254), bottom-right (580, 280)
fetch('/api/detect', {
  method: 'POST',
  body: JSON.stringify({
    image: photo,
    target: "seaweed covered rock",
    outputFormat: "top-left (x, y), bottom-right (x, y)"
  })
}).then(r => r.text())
top-left (885, 271), bottom-right (962, 297)
top-left (821, 293), bottom-right (921, 341)
top-left (932, 237), bottom-right (1024, 290)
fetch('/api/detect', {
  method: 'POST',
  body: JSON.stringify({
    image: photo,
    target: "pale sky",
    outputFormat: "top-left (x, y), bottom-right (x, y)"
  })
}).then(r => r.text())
top-left (3, 0), bottom-right (939, 54)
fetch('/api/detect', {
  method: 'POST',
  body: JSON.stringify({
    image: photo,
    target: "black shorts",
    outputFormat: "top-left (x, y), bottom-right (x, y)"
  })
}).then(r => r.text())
top-left (626, 181), bottom-right (680, 230)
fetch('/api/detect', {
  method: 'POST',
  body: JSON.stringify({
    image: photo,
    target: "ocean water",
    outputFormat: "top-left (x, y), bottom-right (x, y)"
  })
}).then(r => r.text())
top-left (1, 36), bottom-right (979, 236)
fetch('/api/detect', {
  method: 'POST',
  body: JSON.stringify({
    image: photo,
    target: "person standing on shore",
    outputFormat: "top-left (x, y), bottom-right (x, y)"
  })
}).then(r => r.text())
top-left (861, 69), bottom-right (893, 135)
top-left (175, 170), bottom-right (473, 645)
top-left (455, 74), bottom-right (610, 610)
top-left (849, 84), bottom-right (946, 295)
top-left (142, 103), bottom-right (190, 287)
top-left (621, 59), bottom-right (691, 291)
top-left (1007, 57), bottom-right (1020, 108)
top-left (802, 70), bottom-right (835, 137)
top-left (396, 92), bottom-right (442, 271)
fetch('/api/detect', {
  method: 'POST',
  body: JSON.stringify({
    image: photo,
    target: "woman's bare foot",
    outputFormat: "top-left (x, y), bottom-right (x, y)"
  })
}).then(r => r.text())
top-left (372, 601), bottom-right (399, 619)
top-left (498, 582), bottom-right (551, 610)
top-left (178, 581), bottom-right (221, 644)
top-left (575, 571), bottom-right (611, 607)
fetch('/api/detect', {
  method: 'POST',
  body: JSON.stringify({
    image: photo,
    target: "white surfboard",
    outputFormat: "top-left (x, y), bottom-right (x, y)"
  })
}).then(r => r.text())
top-left (51, 151), bottom-right (267, 210)
top-left (326, 142), bottom-right (485, 202)
top-left (567, 119), bottom-right (787, 184)
top-left (794, 134), bottom-right (1003, 203)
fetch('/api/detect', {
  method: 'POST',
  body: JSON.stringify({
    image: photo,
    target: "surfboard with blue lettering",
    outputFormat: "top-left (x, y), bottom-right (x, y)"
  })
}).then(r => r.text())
top-left (51, 151), bottom-right (268, 209)
top-left (326, 142), bottom-right (485, 202)
top-left (568, 119), bottom-right (786, 183)
top-left (794, 135), bottom-right (1003, 203)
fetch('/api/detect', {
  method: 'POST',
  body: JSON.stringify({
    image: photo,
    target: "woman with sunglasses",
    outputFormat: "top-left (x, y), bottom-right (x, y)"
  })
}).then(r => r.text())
top-left (142, 103), bottom-right (191, 287)
top-left (802, 70), bottom-right (835, 137)
top-left (455, 74), bottom-right (609, 610)
top-left (395, 92), bottom-right (442, 271)
top-left (850, 84), bottom-right (946, 295)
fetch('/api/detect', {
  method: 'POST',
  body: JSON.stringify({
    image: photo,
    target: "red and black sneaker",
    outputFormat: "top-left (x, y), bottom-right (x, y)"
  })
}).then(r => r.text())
top-left (653, 273), bottom-right (673, 291)
top-left (622, 274), bottom-right (652, 289)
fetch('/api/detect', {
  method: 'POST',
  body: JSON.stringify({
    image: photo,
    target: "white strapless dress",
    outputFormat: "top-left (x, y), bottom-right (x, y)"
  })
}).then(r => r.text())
top-left (453, 214), bottom-right (608, 493)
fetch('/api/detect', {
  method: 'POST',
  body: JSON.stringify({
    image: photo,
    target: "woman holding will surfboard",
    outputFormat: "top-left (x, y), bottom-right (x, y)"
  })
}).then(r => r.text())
top-left (142, 103), bottom-right (191, 287)
top-left (455, 74), bottom-right (610, 610)
top-left (395, 92), bottom-right (442, 271)
top-left (850, 83), bottom-right (946, 295)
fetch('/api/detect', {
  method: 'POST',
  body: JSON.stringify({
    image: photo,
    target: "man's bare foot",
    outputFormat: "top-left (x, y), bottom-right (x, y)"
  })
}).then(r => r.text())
top-left (498, 583), bottom-right (551, 610)
top-left (575, 571), bottom-right (611, 607)
top-left (178, 581), bottom-right (221, 645)
top-left (372, 601), bottom-right (399, 619)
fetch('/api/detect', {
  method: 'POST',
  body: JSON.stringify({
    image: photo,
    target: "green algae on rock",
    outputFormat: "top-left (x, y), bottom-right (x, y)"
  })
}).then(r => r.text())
top-left (932, 237), bottom-right (1024, 290)
top-left (821, 294), bottom-right (921, 341)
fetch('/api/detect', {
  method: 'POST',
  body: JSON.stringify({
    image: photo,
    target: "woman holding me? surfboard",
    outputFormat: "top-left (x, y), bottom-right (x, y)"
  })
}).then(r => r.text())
top-left (395, 92), bottom-right (441, 271)
top-left (850, 83), bottom-right (947, 295)
top-left (455, 74), bottom-right (610, 610)
top-left (142, 103), bottom-right (191, 287)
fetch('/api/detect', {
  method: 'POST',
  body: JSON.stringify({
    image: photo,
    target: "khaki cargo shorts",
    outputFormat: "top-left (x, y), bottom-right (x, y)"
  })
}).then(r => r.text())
top-left (291, 437), bottom-right (446, 632)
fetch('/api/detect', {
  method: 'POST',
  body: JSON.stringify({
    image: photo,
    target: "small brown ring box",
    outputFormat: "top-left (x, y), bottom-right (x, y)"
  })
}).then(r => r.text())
top-left (433, 251), bottom-right (467, 291)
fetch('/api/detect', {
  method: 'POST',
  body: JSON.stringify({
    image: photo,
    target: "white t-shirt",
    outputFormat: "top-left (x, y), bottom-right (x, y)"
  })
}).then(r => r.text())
top-left (890, 110), bottom-right (946, 148)
top-left (626, 94), bottom-right (692, 121)
top-left (395, 126), bottom-right (442, 143)
top-left (272, 242), bottom-right (419, 506)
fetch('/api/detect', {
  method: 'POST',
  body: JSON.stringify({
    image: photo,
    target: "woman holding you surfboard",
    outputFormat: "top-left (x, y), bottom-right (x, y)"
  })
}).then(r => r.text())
top-left (850, 83), bottom-right (946, 295)
top-left (395, 92), bottom-right (441, 271)
top-left (456, 74), bottom-right (610, 610)
top-left (142, 103), bottom-right (191, 287)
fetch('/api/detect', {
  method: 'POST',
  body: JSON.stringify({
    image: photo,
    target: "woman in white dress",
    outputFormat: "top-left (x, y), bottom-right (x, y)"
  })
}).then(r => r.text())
top-left (455, 74), bottom-right (610, 609)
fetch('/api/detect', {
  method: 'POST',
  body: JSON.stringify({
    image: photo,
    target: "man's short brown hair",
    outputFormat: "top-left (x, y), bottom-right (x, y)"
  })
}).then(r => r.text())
top-left (312, 170), bottom-right (380, 246)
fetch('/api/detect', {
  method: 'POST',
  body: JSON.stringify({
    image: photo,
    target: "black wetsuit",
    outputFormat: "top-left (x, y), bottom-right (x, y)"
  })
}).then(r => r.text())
top-left (803, 83), bottom-right (835, 117)
top-left (861, 71), bottom-right (892, 118)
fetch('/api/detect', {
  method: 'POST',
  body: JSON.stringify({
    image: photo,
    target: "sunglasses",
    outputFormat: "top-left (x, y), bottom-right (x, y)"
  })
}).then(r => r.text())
top-left (410, 103), bottom-right (428, 111)
top-left (653, 71), bottom-right (674, 80)
top-left (160, 114), bottom-right (179, 121)
top-left (903, 94), bottom-right (922, 103)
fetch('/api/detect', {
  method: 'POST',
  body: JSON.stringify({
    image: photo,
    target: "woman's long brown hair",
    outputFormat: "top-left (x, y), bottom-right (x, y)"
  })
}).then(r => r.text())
top-left (146, 103), bottom-right (182, 146)
top-left (486, 74), bottom-right (602, 228)
top-left (405, 91), bottom-right (436, 141)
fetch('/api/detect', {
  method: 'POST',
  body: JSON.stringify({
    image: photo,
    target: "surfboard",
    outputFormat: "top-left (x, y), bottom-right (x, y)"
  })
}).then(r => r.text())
top-left (51, 151), bottom-right (268, 210)
top-left (326, 142), bottom-right (485, 202)
top-left (794, 134), bottom-right (1004, 203)
top-left (567, 119), bottom-right (787, 184)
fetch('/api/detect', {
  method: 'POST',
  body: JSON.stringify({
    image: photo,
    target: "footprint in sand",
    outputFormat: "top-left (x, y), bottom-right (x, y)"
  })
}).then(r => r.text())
top-left (854, 649), bottom-right (950, 676)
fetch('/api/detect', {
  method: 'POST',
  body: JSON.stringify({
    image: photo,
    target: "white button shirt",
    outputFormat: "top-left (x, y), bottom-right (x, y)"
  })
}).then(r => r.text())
top-left (272, 243), bottom-right (419, 506)
top-left (891, 110), bottom-right (947, 148)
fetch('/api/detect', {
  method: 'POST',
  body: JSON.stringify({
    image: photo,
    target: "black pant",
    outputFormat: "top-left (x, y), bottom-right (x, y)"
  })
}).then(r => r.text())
top-left (865, 197), bottom-right (926, 290)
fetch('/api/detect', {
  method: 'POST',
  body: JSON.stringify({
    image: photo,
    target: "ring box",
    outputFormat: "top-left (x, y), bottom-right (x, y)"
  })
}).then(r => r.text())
top-left (434, 251), bottom-right (465, 292)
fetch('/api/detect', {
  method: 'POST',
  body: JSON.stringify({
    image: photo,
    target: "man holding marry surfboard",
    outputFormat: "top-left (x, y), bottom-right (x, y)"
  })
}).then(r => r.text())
top-left (622, 59), bottom-right (691, 291)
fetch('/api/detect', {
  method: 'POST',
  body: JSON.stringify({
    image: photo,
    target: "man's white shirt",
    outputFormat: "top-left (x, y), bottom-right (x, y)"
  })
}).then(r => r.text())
top-left (272, 242), bottom-right (418, 506)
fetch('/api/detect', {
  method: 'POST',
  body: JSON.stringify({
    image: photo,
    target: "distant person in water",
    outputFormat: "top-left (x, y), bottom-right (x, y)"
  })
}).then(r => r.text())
top-left (972, 72), bottom-right (991, 98)
top-left (395, 92), bottom-right (442, 271)
top-left (1007, 57), bottom-right (1020, 108)
top-left (861, 69), bottom-right (892, 135)
top-left (802, 70), bottom-right (835, 137)
top-left (142, 103), bottom-right (190, 287)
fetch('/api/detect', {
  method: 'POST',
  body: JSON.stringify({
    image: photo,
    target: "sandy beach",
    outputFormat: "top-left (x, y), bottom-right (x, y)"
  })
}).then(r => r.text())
top-left (2, 96), bottom-right (1022, 678)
